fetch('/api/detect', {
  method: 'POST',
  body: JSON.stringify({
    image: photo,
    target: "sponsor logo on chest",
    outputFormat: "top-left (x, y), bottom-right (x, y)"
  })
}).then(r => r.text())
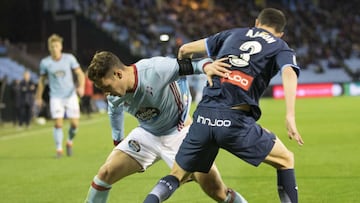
top-left (135, 107), bottom-right (160, 121)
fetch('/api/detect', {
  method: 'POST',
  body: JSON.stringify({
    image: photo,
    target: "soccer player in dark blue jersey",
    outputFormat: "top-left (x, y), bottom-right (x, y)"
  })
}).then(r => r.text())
top-left (144, 8), bottom-right (304, 203)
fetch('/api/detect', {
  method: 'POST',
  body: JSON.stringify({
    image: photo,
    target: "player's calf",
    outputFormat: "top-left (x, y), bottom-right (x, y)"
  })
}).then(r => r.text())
top-left (277, 169), bottom-right (298, 203)
top-left (220, 188), bottom-right (248, 203)
top-left (143, 175), bottom-right (180, 203)
top-left (85, 176), bottom-right (112, 203)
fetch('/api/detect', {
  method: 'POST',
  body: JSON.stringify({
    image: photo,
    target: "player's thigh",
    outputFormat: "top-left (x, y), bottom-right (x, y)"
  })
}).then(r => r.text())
top-left (64, 94), bottom-right (80, 118)
top-left (264, 136), bottom-right (294, 169)
top-left (98, 149), bottom-right (143, 184)
top-left (192, 163), bottom-right (225, 190)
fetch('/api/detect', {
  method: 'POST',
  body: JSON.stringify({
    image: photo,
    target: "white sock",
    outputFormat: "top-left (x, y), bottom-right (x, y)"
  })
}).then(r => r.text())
top-left (53, 127), bottom-right (63, 150)
top-left (85, 176), bottom-right (112, 203)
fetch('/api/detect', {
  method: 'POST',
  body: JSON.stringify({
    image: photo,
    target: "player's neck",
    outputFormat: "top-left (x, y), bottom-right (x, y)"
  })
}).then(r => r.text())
top-left (257, 25), bottom-right (283, 38)
top-left (51, 53), bottom-right (62, 61)
top-left (125, 65), bottom-right (137, 92)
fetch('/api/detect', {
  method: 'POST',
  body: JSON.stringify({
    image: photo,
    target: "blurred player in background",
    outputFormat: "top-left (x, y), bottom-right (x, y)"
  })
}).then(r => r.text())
top-left (18, 70), bottom-right (36, 129)
top-left (84, 51), bottom-right (247, 203)
top-left (144, 8), bottom-right (304, 203)
top-left (81, 69), bottom-right (94, 118)
top-left (35, 34), bottom-right (85, 158)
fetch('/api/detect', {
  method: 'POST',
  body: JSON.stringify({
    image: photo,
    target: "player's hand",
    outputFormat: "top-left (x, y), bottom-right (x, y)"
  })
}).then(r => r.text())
top-left (285, 115), bottom-right (304, 146)
top-left (203, 58), bottom-right (231, 86)
top-left (35, 98), bottom-right (43, 108)
top-left (77, 86), bottom-right (85, 97)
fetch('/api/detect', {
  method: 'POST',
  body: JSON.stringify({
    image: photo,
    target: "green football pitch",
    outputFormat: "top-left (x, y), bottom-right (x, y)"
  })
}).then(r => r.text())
top-left (1, 96), bottom-right (359, 203)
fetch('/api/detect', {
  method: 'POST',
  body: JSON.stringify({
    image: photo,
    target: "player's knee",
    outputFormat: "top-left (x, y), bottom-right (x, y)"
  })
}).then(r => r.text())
top-left (97, 164), bottom-right (116, 184)
top-left (70, 120), bottom-right (79, 128)
top-left (281, 150), bottom-right (294, 169)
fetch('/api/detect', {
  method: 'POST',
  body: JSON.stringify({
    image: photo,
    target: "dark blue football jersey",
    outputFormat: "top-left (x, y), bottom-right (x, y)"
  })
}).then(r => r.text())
top-left (201, 27), bottom-right (300, 120)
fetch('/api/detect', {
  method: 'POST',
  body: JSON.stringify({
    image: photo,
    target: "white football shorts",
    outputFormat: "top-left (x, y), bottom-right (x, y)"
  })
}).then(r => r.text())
top-left (49, 93), bottom-right (80, 119)
top-left (116, 125), bottom-right (190, 171)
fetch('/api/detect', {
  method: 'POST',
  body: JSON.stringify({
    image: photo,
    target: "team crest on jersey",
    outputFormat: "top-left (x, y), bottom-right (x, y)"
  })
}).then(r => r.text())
top-left (135, 107), bottom-right (160, 121)
top-left (128, 140), bottom-right (141, 152)
top-left (146, 86), bottom-right (153, 96)
top-left (221, 70), bottom-right (254, 91)
top-left (54, 70), bottom-right (66, 78)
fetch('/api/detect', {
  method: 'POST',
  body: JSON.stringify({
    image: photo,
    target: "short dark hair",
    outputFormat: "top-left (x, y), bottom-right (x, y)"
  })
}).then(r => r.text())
top-left (257, 8), bottom-right (286, 33)
top-left (87, 51), bottom-right (124, 82)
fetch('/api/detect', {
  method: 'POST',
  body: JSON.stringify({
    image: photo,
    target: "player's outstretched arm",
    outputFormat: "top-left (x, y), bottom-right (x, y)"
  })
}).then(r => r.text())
top-left (178, 39), bottom-right (206, 59)
top-left (74, 67), bottom-right (85, 97)
top-left (282, 66), bottom-right (304, 146)
top-left (107, 97), bottom-right (125, 146)
top-left (35, 75), bottom-right (46, 107)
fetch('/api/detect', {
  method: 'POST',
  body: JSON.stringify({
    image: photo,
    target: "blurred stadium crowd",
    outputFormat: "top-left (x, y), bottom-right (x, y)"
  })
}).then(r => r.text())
top-left (75, 0), bottom-right (360, 72)
top-left (1, 0), bottom-right (360, 82)
top-left (0, 0), bottom-right (360, 123)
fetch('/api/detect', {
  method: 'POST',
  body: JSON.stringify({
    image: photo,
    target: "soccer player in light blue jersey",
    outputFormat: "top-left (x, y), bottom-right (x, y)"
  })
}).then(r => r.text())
top-left (35, 34), bottom-right (85, 158)
top-left (84, 51), bottom-right (247, 203)
top-left (144, 8), bottom-right (304, 203)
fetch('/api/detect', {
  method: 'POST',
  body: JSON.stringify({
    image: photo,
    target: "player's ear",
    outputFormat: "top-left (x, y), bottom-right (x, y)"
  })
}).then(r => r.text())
top-left (276, 32), bottom-right (284, 38)
top-left (113, 70), bottom-right (122, 79)
top-left (255, 19), bottom-right (259, 27)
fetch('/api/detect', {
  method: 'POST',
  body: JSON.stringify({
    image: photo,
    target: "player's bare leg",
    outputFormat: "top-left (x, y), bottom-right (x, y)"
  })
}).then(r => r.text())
top-left (143, 162), bottom-right (189, 203)
top-left (144, 162), bottom-right (247, 203)
top-left (193, 164), bottom-right (247, 203)
top-left (53, 118), bottom-right (64, 158)
top-left (66, 118), bottom-right (79, 156)
top-left (264, 137), bottom-right (297, 203)
top-left (85, 149), bottom-right (142, 203)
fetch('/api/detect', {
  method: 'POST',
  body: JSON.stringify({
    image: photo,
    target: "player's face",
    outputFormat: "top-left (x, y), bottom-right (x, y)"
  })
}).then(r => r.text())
top-left (48, 41), bottom-right (62, 60)
top-left (96, 70), bottom-right (127, 97)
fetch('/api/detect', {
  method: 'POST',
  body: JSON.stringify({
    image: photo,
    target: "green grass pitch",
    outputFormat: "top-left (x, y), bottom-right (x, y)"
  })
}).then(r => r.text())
top-left (1, 96), bottom-right (360, 202)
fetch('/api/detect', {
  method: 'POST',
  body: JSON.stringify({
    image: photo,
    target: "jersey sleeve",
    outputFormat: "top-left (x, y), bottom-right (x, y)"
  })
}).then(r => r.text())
top-left (69, 54), bottom-right (80, 69)
top-left (107, 96), bottom-right (125, 144)
top-left (276, 49), bottom-right (300, 77)
top-left (39, 60), bottom-right (47, 76)
top-left (205, 30), bottom-right (232, 57)
top-left (138, 57), bottom-right (213, 87)
top-left (191, 58), bottom-right (213, 74)
top-left (138, 57), bottom-right (179, 84)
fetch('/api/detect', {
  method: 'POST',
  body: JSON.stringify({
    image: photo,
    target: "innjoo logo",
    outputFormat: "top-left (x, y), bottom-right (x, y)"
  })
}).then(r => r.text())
top-left (221, 70), bottom-right (254, 91)
top-left (196, 115), bottom-right (231, 127)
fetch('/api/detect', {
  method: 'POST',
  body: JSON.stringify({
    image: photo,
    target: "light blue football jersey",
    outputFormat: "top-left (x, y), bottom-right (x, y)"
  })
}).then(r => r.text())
top-left (39, 53), bottom-right (80, 98)
top-left (107, 57), bottom-right (212, 141)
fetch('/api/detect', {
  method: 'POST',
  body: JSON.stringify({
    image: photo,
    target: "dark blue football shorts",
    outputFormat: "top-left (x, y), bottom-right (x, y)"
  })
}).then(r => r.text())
top-left (175, 106), bottom-right (276, 173)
